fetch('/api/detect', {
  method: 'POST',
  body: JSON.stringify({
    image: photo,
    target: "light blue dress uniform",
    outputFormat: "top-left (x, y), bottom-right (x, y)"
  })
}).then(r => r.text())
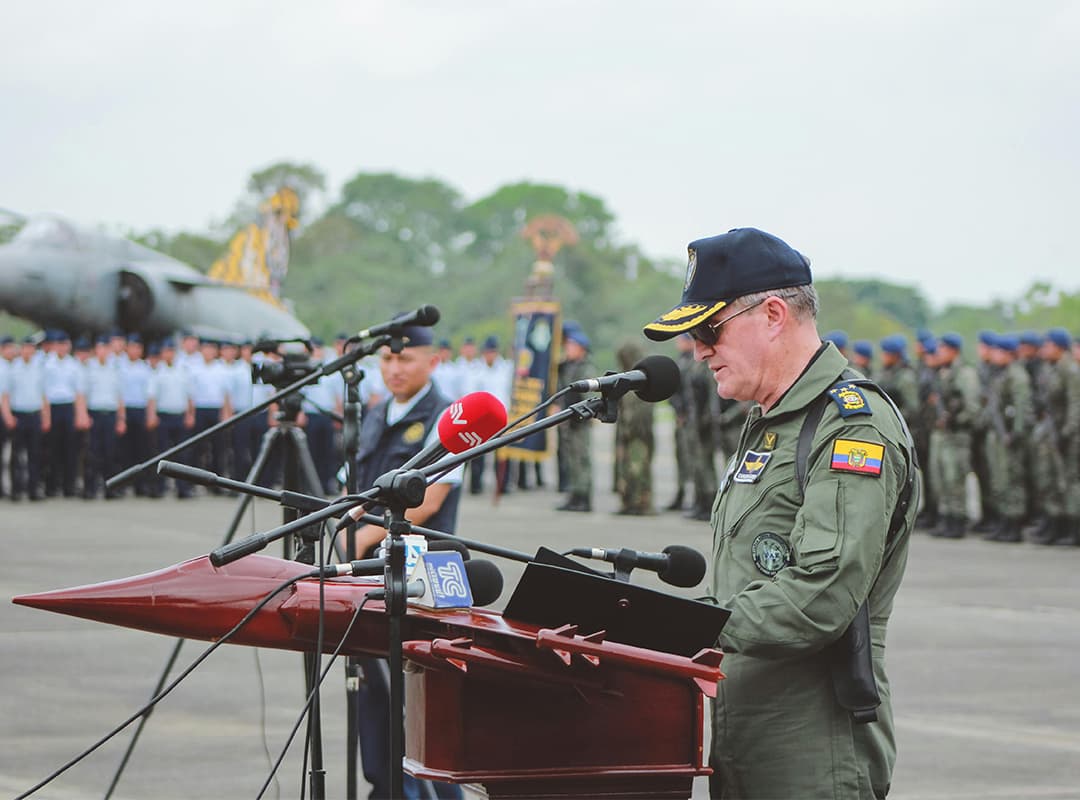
top-left (43, 352), bottom-right (84, 496)
top-left (466, 356), bottom-right (514, 494)
top-left (225, 358), bottom-right (257, 479)
top-left (7, 355), bottom-right (48, 499)
top-left (119, 355), bottom-right (154, 494)
top-left (149, 360), bottom-right (193, 497)
top-left (0, 357), bottom-right (8, 497)
top-left (302, 371), bottom-right (341, 493)
top-left (187, 357), bottom-right (231, 480)
top-left (432, 359), bottom-right (465, 401)
top-left (83, 356), bottom-right (123, 497)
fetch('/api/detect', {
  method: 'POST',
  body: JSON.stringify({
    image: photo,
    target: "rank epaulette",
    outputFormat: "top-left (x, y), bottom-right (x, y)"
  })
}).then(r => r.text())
top-left (826, 382), bottom-right (873, 418)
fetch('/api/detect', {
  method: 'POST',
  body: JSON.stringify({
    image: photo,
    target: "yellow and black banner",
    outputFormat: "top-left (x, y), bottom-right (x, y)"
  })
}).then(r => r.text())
top-left (503, 299), bottom-right (561, 462)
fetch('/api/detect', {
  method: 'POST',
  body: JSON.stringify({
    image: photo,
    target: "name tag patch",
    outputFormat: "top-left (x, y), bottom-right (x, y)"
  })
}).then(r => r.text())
top-left (734, 450), bottom-right (772, 483)
top-left (830, 438), bottom-right (884, 476)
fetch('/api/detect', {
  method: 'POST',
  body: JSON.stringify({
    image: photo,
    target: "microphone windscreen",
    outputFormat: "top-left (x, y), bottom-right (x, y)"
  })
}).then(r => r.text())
top-left (416, 305), bottom-right (441, 326)
top-left (437, 392), bottom-right (509, 453)
top-left (463, 559), bottom-right (504, 607)
top-left (427, 538), bottom-right (471, 561)
top-left (658, 545), bottom-right (707, 588)
top-left (634, 355), bottom-right (682, 403)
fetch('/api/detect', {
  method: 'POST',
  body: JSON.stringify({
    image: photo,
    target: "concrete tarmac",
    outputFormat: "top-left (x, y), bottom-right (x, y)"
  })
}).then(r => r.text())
top-left (2, 420), bottom-right (1079, 799)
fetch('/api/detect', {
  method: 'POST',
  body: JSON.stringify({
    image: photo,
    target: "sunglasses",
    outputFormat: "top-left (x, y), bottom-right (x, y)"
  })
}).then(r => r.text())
top-left (688, 300), bottom-right (764, 346)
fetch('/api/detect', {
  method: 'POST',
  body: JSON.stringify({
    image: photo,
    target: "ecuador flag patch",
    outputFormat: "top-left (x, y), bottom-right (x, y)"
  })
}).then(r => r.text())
top-left (830, 439), bottom-right (884, 476)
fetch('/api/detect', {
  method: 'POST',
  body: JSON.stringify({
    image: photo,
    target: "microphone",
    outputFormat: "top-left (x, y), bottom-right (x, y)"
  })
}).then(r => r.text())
top-left (366, 558), bottom-right (503, 608)
top-left (397, 391), bottom-right (508, 471)
top-left (312, 540), bottom-right (470, 578)
top-left (567, 354), bottom-right (681, 403)
top-left (567, 544), bottom-right (707, 588)
top-left (354, 305), bottom-right (440, 340)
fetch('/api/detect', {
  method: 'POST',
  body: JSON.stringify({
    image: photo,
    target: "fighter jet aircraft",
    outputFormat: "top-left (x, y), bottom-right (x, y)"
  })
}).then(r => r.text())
top-left (0, 211), bottom-right (310, 342)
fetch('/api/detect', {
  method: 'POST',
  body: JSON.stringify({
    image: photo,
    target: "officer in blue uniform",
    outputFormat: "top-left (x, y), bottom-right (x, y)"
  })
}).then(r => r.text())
top-left (221, 340), bottom-right (257, 480)
top-left (43, 331), bottom-right (84, 497)
top-left (300, 338), bottom-right (340, 494)
top-left (148, 339), bottom-right (195, 498)
top-left (2, 336), bottom-right (51, 500)
top-left (83, 335), bottom-right (126, 499)
top-left (187, 338), bottom-right (232, 485)
top-left (119, 334), bottom-right (154, 496)
top-left (345, 325), bottom-right (463, 800)
top-left (0, 335), bottom-right (13, 498)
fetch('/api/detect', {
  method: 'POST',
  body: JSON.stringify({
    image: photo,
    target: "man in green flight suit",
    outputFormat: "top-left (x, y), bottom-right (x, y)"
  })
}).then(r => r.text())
top-left (643, 227), bottom-right (921, 800)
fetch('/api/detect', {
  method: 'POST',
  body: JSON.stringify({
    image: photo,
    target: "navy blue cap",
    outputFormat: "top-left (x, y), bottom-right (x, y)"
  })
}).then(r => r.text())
top-left (1019, 330), bottom-right (1043, 347)
top-left (1046, 328), bottom-right (1072, 349)
top-left (146, 342), bottom-right (162, 356)
top-left (644, 227), bottom-right (812, 341)
top-left (994, 334), bottom-right (1019, 352)
top-left (977, 330), bottom-right (997, 347)
top-left (127, 332), bottom-right (142, 344)
top-left (94, 334), bottom-right (110, 345)
top-left (940, 332), bottom-right (963, 351)
top-left (823, 330), bottom-right (849, 350)
top-left (335, 331), bottom-right (349, 340)
top-left (311, 336), bottom-right (324, 347)
top-left (108, 327), bottom-right (124, 338)
top-left (401, 325), bottom-right (434, 347)
top-left (880, 334), bottom-right (907, 355)
top-left (462, 336), bottom-right (475, 345)
top-left (438, 338), bottom-right (451, 349)
top-left (852, 340), bottom-right (873, 359)
top-left (22, 335), bottom-right (37, 345)
top-left (74, 336), bottom-right (91, 350)
top-left (565, 328), bottom-right (591, 350)
top-left (0, 335), bottom-right (13, 345)
top-left (482, 335), bottom-right (499, 351)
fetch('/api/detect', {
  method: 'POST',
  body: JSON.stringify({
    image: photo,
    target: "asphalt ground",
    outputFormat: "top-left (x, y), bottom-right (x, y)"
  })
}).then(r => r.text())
top-left (2, 419), bottom-right (1079, 799)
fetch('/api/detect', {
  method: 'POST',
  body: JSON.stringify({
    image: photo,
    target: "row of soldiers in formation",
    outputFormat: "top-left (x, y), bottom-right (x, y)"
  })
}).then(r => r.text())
top-left (667, 325), bottom-right (1080, 546)
top-left (0, 328), bottom-right (517, 502)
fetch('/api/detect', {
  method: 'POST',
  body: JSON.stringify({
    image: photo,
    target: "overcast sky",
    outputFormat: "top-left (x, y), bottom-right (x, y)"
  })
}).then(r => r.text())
top-left (3, 0), bottom-right (1077, 308)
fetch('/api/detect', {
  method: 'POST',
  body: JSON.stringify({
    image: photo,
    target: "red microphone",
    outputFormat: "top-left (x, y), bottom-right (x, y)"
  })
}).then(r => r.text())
top-left (397, 391), bottom-right (508, 470)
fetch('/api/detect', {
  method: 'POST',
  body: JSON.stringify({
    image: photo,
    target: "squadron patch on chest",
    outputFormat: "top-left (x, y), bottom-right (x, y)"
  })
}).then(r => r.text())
top-left (827, 383), bottom-right (873, 418)
top-left (830, 438), bottom-right (884, 476)
top-left (751, 532), bottom-right (791, 577)
top-left (734, 450), bottom-right (772, 483)
top-left (402, 421), bottom-right (426, 445)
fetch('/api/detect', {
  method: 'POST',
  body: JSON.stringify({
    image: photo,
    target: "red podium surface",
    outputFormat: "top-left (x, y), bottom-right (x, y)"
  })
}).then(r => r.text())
top-left (14, 554), bottom-right (725, 799)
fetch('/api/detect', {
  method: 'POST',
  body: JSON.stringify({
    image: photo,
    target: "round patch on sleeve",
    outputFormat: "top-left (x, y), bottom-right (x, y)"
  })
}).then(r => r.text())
top-left (751, 532), bottom-right (791, 577)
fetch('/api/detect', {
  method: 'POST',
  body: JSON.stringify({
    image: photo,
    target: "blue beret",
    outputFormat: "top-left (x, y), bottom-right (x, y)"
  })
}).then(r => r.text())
top-left (563, 320), bottom-right (582, 334)
top-left (852, 340), bottom-right (873, 359)
top-left (940, 332), bottom-right (963, 351)
top-left (565, 328), bottom-right (591, 350)
top-left (1019, 330), bottom-right (1043, 347)
top-left (823, 330), bottom-right (849, 349)
top-left (401, 325), bottom-right (433, 347)
top-left (994, 334), bottom-right (1019, 352)
top-left (922, 337), bottom-right (938, 355)
top-left (1046, 328), bottom-right (1071, 349)
top-left (916, 328), bottom-right (933, 343)
top-left (879, 334), bottom-right (907, 355)
top-left (482, 335), bottom-right (499, 351)
top-left (977, 330), bottom-right (997, 347)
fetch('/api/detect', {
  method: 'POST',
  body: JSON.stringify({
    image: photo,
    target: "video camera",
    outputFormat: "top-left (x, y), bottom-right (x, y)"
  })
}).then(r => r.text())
top-left (250, 338), bottom-right (320, 388)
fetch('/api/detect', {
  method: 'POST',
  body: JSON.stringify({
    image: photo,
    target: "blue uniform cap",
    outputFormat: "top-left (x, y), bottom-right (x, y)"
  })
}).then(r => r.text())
top-left (462, 335), bottom-right (475, 345)
top-left (74, 336), bottom-right (91, 351)
top-left (22, 335), bottom-right (38, 345)
top-left (994, 334), bottom-right (1019, 352)
top-left (940, 332), bottom-right (963, 351)
top-left (482, 335), bottom-right (499, 351)
top-left (916, 328), bottom-right (933, 343)
top-left (1019, 330), bottom-right (1043, 347)
top-left (401, 325), bottom-right (434, 347)
top-left (438, 338), bottom-right (451, 349)
top-left (0, 335), bottom-right (13, 345)
top-left (1046, 328), bottom-right (1072, 349)
top-left (565, 328), bottom-right (591, 350)
top-left (311, 336), bottom-right (324, 347)
top-left (146, 342), bottom-right (162, 356)
top-left (852, 340), bottom-right (873, 359)
top-left (879, 334), bottom-right (907, 355)
top-left (94, 334), bottom-right (111, 345)
top-left (921, 337), bottom-right (938, 355)
top-left (823, 330), bottom-right (849, 350)
top-left (127, 332), bottom-right (142, 344)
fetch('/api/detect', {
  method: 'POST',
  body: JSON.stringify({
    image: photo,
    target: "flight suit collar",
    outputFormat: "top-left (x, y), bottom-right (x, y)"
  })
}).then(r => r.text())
top-left (759, 341), bottom-right (848, 420)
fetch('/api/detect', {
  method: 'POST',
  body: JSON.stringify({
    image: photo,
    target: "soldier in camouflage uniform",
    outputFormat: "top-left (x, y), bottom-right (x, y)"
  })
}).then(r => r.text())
top-left (684, 356), bottom-right (718, 520)
top-left (1028, 328), bottom-right (1080, 546)
top-left (554, 326), bottom-right (594, 512)
top-left (913, 336), bottom-right (941, 528)
top-left (715, 397), bottom-right (750, 463)
top-left (613, 341), bottom-right (655, 515)
top-left (666, 334), bottom-right (695, 511)
top-left (1018, 331), bottom-right (1046, 526)
top-left (927, 333), bottom-right (981, 538)
top-left (982, 334), bottom-right (1034, 543)
top-left (851, 340), bottom-right (874, 379)
top-left (970, 331), bottom-right (1000, 532)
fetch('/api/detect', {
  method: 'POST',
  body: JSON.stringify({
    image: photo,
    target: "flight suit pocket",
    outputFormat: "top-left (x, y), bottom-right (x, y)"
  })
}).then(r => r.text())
top-left (795, 478), bottom-right (843, 569)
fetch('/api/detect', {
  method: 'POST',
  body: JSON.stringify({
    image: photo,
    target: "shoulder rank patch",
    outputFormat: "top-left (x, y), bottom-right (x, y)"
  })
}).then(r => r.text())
top-left (734, 450), bottom-right (772, 483)
top-left (830, 438), bottom-right (884, 476)
top-left (827, 382), bottom-right (873, 417)
top-left (402, 421), bottom-right (426, 445)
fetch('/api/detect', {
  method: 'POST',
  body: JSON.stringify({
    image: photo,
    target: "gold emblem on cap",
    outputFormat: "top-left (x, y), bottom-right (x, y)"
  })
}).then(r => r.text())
top-left (659, 303), bottom-right (706, 322)
top-left (403, 422), bottom-right (426, 444)
top-left (684, 247), bottom-right (698, 291)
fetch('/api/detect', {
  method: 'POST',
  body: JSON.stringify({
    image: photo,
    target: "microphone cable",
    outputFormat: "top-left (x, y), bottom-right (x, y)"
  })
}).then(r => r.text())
top-left (15, 571), bottom-right (314, 800)
top-left (256, 593), bottom-right (374, 800)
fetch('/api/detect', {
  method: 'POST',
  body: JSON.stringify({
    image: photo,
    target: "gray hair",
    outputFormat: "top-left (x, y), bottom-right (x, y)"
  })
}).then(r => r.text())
top-left (731, 284), bottom-right (819, 321)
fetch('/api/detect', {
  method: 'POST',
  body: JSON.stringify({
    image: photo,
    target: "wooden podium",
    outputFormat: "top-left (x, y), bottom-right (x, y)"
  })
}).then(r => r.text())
top-left (14, 554), bottom-right (728, 799)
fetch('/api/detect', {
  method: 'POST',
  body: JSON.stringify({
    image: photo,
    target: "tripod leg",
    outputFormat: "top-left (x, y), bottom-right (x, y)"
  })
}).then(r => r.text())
top-left (104, 427), bottom-right (284, 799)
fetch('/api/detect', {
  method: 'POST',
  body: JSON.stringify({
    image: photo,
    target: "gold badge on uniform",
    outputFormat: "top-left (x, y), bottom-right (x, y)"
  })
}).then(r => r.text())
top-left (402, 422), bottom-right (426, 444)
top-left (762, 431), bottom-right (778, 451)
